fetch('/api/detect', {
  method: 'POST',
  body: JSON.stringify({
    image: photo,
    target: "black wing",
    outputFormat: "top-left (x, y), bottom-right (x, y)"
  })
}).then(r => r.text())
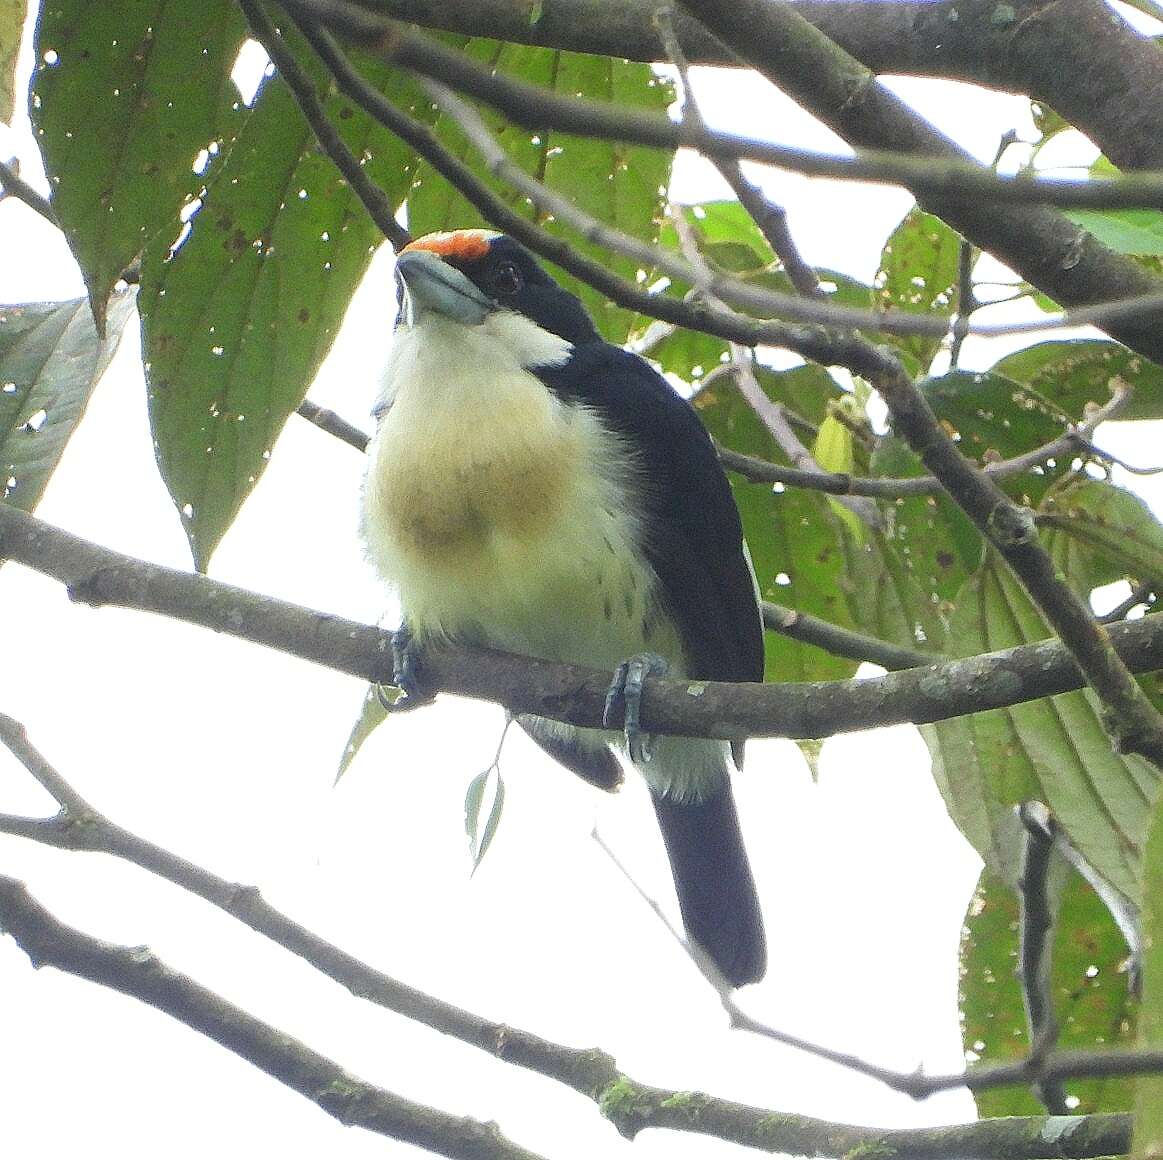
top-left (539, 344), bottom-right (764, 685)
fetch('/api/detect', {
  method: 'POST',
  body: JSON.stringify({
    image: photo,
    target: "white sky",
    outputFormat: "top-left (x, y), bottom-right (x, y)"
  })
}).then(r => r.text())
top-left (2, 7), bottom-right (1160, 1158)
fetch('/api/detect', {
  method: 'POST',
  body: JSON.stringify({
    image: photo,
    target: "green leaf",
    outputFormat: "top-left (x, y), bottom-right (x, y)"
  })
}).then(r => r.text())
top-left (695, 364), bottom-right (866, 684)
top-left (875, 207), bottom-right (961, 370)
top-left (335, 683), bottom-right (397, 784)
top-left (921, 370), bottom-right (1070, 504)
top-left (922, 553), bottom-right (1157, 900)
top-left (1, 290), bottom-right (136, 514)
top-left (993, 339), bottom-right (1163, 422)
top-left (1065, 208), bottom-right (1163, 257)
top-left (871, 435), bottom-right (982, 606)
top-left (962, 868), bottom-right (1137, 1118)
top-left (32, 0), bottom-right (246, 330)
top-left (139, 44), bottom-right (420, 568)
top-left (409, 43), bottom-right (672, 344)
top-left (0, 0), bottom-right (26, 124)
top-left (1041, 479), bottom-right (1163, 596)
top-left (465, 764), bottom-right (505, 872)
top-left (1134, 791), bottom-right (1163, 1151)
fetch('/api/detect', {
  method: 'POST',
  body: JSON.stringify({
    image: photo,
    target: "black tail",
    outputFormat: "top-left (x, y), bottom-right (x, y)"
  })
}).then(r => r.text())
top-left (651, 785), bottom-right (766, 986)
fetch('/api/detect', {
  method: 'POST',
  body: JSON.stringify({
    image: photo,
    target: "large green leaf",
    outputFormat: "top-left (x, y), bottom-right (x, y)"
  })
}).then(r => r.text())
top-left (961, 868), bottom-right (1136, 1118)
top-left (32, 0), bottom-right (246, 330)
top-left (139, 46), bottom-right (422, 568)
top-left (1, 290), bottom-right (137, 514)
top-left (993, 339), bottom-right (1163, 422)
top-left (409, 42), bottom-right (672, 344)
top-left (923, 553), bottom-right (1157, 901)
top-left (875, 207), bottom-right (961, 371)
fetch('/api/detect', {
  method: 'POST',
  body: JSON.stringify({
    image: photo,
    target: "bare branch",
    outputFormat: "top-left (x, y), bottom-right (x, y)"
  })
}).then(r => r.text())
top-left (296, 398), bottom-right (370, 452)
top-left (0, 874), bottom-right (550, 1160)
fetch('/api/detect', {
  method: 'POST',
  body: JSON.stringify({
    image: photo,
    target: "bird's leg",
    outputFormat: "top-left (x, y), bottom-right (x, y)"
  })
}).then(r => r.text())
top-left (604, 653), bottom-right (669, 764)
top-left (387, 621), bottom-right (435, 709)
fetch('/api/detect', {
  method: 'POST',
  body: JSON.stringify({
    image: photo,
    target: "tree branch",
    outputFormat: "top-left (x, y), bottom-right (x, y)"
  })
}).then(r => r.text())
top-left (0, 873), bottom-right (552, 1160)
top-left (717, 383), bottom-right (1133, 498)
top-left (285, 0), bottom-right (1163, 179)
top-left (7, 502), bottom-right (1163, 740)
top-left (293, 4), bottom-right (1163, 364)
top-left (0, 719), bottom-right (1139, 1158)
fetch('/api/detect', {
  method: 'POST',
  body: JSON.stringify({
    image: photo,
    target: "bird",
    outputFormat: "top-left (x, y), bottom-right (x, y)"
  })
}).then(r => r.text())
top-left (360, 228), bottom-right (767, 986)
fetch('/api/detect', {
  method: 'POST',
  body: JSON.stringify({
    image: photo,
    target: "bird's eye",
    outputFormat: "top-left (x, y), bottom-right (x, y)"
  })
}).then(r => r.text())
top-left (492, 261), bottom-right (524, 295)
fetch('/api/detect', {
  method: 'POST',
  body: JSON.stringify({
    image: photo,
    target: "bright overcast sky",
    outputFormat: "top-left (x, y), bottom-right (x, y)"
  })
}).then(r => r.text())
top-left (2, 5), bottom-right (1160, 1157)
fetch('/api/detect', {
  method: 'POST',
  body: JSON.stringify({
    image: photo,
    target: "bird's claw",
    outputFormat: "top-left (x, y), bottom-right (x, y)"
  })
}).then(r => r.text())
top-left (604, 652), bottom-right (669, 764)
top-left (386, 623), bottom-right (435, 711)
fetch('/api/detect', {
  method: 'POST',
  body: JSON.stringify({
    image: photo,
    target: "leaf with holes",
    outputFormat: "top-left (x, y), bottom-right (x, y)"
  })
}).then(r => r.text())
top-left (871, 435), bottom-right (982, 606)
top-left (409, 41), bottom-right (672, 344)
top-left (465, 764), bottom-right (505, 873)
top-left (993, 339), bottom-right (1163, 422)
top-left (1041, 479), bottom-right (1163, 598)
top-left (139, 43), bottom-right (423, 569)
top-left (32, 0), bottom-right (247, 331)
top-left (875, 207), bottom-right (961, 371)
top-left (1, 290), bottom-right (136, 515)
top-left (922, 553), bottom-right (1157, 902)
top-left (961, 868), bottom-right (1136, 1118)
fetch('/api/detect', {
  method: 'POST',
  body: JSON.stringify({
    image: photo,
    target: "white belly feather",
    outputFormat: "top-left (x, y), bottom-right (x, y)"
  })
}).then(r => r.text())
top-left (360, 310), bottom-right (730, 799)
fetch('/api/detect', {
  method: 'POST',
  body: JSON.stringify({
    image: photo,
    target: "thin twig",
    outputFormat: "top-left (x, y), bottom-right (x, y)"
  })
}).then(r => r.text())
top-left (717, 382), bottom-right (1133, 498)
top-left (296, 398), bottom-right (370, 452)
top-left (0, 158), bottom-right (58, 227)
top-left (654, 4), bottom-right (822, 299)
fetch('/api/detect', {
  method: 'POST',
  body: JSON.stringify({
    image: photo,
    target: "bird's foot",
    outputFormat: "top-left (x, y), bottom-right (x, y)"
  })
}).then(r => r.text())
top-left (603, 652), bottom-right (669, 764)
top-left (383, 622), bottom-right (435, 711)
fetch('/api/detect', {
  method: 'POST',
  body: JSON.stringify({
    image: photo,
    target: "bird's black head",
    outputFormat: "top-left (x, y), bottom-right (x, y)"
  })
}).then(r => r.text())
top-left (397, 230), bottom-right (601, 346)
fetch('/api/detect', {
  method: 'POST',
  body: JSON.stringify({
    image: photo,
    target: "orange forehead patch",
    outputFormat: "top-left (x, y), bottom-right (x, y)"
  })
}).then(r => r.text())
top-left (401, 229), bottom-right (499, 261)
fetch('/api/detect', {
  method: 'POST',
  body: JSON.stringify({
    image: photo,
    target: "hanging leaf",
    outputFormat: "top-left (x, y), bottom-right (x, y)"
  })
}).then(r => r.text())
top-left (465, 764), bottom-right (505, 873)
top-left (1065, 208), bottom-right (1163, 257)
top-left (1041, 479), bottom-right (1163, 597)
top-left (335, 683), bottom-right (399, 784)
top-left (0, 289), bottom-right (136, 514)
top-left (139, 42), bottom-right (423, 569)
top-left (32, 0), bottom-right (246, 330)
